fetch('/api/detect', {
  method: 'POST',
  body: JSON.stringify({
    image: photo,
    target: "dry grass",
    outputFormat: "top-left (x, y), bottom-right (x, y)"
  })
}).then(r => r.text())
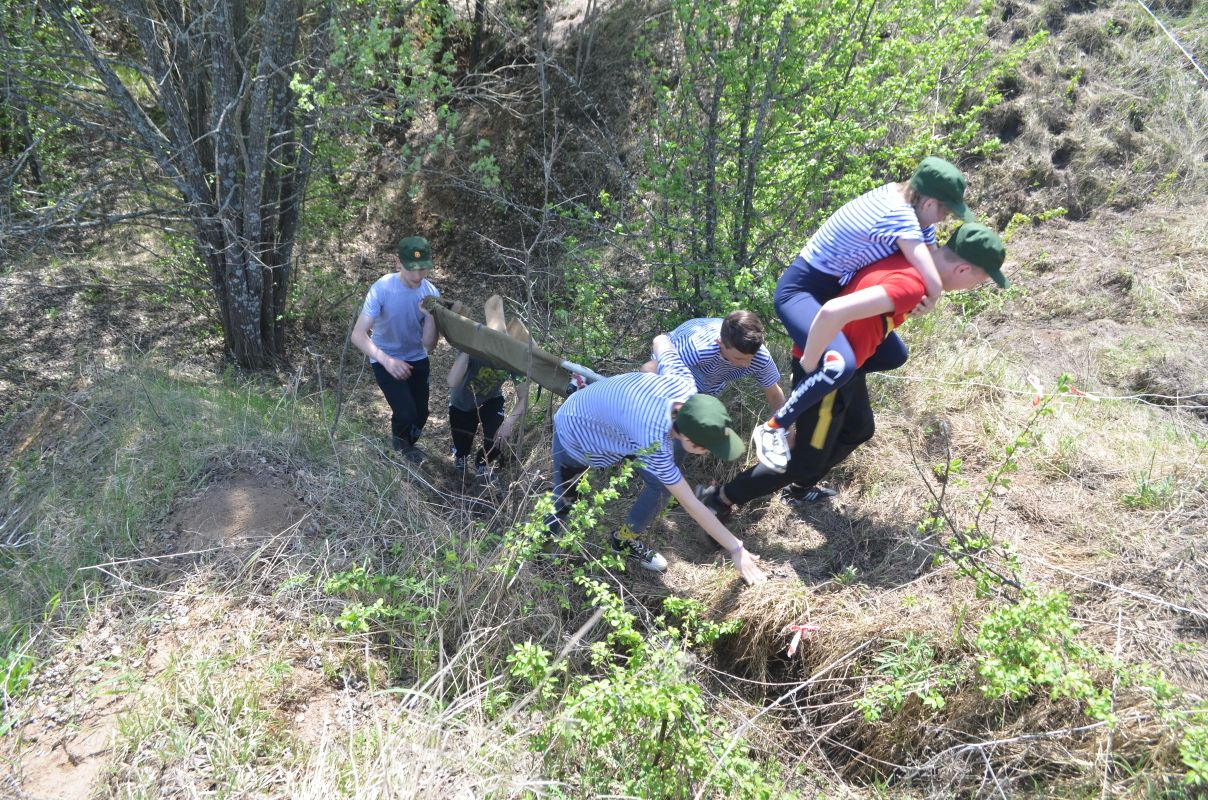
top-left (976, 0), bottom-right (1208, 226)
top-left (4, 0), bottom-right (1208, 794)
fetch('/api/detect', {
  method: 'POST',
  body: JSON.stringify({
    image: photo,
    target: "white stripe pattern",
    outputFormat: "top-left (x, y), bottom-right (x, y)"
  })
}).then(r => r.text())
top-left (799, 183), bottom-right (937, 284)
top-left (554, 350), bottom-right (696, 484)
top-left (669, 318), bottom-right (781, 395)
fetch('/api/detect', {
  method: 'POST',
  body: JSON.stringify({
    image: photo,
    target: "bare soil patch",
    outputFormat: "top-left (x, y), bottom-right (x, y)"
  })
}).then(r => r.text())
top-left (161, 471), bottom-right (309, 561)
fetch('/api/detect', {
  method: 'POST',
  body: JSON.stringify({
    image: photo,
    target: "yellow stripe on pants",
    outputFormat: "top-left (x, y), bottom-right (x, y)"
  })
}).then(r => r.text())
top-left (809, 391), bottom-right (837, 450)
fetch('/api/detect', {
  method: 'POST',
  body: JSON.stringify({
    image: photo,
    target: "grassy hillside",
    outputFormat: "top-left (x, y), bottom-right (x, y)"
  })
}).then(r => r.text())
top-left (1, 0), bottom-right (1206, 797)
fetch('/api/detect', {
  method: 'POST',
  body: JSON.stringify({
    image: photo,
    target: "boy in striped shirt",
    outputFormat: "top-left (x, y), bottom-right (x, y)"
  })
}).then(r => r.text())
top-left (699, 223), bottom-right (1007, 515)
top-left (660, 311), bottom-right (786, 413)
top-left (752, 157), bottom-right (978, 471)
top-left (550, 337), bottom-right (767, 585)
top-left (651, 311), bottom-right (835, 504)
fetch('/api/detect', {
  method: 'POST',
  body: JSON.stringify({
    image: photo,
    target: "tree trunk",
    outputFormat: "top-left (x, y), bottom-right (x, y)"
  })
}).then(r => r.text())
top-left (46, 0), bottom-right (330, 369)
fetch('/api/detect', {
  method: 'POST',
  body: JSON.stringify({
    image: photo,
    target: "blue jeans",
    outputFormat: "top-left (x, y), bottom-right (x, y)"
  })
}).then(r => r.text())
top-left (550, 431), bottom-right (683, 534)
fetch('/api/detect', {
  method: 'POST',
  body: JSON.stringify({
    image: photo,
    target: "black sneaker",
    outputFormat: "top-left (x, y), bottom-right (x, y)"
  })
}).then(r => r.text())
top-left (695, 483), bottom-right (734, 521)
top-left (782, 483), bottom-right (837, 507)
top-left (476, 462), bottom-right (500, 488)
top-left (610, 529), bottom-right (668, 572)
top-left (398, 444), bottom-right (426, 465)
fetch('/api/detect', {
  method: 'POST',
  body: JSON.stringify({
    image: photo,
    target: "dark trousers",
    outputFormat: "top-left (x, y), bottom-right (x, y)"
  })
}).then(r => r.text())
top-left (449, 395), bottom-right (506, 465)
top-left (771, 257), bottom-right (908, 426)
top-left (372, 358), bottom-right (430, 449)
top-left (725, 370), bottom-right (876, 505)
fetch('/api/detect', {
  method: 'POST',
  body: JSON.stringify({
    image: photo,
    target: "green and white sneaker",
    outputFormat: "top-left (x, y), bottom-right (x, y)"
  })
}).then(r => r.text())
top-left (610, 528), bottom-right (668, 572)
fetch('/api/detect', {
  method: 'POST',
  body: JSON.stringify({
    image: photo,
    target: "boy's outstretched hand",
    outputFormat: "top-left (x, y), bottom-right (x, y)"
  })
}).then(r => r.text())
top-left (731, 546), bottom-right (767, 585)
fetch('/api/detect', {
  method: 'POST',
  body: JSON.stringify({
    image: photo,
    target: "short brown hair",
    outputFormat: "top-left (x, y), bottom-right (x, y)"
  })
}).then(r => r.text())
top-left (719, 310), bottom-right (764, 355)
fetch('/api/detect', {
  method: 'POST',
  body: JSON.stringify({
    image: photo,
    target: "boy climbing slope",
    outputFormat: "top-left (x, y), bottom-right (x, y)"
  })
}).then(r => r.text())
top-left (351, 236), bottom-right (441, 464)
top-left (699, 222), bottom-right (1009, 515)
top-left (753, 156), bottom-right (981, 471)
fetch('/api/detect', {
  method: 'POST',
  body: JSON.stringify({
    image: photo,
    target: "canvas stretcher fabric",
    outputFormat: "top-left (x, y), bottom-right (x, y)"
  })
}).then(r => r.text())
top-left (422, 297), bottom-right (601, 397)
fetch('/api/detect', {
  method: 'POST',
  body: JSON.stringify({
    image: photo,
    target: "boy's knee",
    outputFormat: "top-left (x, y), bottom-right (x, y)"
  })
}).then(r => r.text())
top-left (839, 421), bottom-right (874, 449)
top-left (820, 349), bottom-right (855, 383)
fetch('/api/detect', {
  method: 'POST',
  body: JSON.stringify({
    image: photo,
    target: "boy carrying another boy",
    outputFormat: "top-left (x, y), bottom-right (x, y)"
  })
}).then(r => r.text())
top-left (700, 222), bottom-right (1008, 512)
top-left (753, 157), bottom-right (977, 471)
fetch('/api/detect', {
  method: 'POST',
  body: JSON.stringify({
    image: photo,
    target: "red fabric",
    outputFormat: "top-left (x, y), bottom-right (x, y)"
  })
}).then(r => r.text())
top-left (791, 253), bottom-right (924, 367)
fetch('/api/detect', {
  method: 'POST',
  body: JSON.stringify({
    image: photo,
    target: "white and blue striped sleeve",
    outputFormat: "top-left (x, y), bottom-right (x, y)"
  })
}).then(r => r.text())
top-left (655, 346), bottom-right (696, 386)
top-left (752, 347), bottom-right (782, 389)
top-left (870, 205), bottom-right (925, 244)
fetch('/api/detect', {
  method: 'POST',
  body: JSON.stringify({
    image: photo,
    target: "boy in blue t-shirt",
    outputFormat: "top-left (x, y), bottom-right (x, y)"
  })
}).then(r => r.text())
top-left (352, 236), bottom-right (441, 463)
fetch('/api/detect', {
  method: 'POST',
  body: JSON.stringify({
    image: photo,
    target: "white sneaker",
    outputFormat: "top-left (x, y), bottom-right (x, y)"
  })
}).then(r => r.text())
top-left (610, 530), bottom-right (668, 572)
top-left (751, 423), bottom-right (789, 473)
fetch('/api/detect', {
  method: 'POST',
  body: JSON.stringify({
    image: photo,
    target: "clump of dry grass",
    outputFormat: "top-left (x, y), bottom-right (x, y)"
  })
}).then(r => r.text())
top-left (284, 704), bottom-right (542, 800)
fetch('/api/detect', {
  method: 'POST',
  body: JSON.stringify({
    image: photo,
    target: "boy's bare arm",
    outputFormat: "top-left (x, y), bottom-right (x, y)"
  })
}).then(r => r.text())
top-left (898, 238), bottom-right (943, 308)
top-left (497, 381), bottom-right (531, 444)
top-left (800, 287), bottom-right (895, 371)
top-left (447, 352), bottom-right (471, 388)
top-left (763, 383), bottom-right (786, 413)
top-left (666, 480), bottom-right (766, 585)
top-left (421, 307), bottom-right (438, 352)
top-left (352, 313), bottom-right (411, 379)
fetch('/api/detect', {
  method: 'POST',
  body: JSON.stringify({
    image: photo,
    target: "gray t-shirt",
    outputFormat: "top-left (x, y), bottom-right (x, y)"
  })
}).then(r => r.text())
top-left (449, 357), bottom-right (523, 412)
top-left (361, 273), bottom-right (440, 363)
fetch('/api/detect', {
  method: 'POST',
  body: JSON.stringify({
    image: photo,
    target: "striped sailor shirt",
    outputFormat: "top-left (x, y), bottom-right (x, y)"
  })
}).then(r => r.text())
top-left (554, 349), bottom-right (696, 484)
top-left (668, 318), bottom-right (780, 395)
top-left (799, 183), bottom-right (937, 284)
